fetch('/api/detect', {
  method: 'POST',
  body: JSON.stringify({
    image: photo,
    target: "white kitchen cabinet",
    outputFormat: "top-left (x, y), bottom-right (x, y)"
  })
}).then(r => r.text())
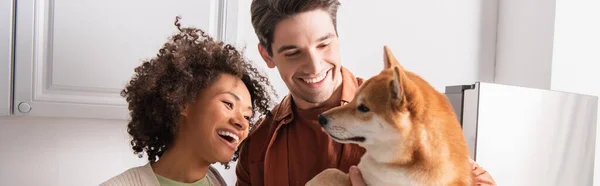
top-left (13, 0), bottom-right (238, 119)
top-left (1, 0), bottom-right (14, 116)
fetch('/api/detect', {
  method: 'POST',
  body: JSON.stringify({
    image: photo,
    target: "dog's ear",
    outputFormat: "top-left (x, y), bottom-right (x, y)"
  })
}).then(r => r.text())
top-left (390, 66), bottom-right (404, 101)
top-left (384, 46), bottom-right (400, 69)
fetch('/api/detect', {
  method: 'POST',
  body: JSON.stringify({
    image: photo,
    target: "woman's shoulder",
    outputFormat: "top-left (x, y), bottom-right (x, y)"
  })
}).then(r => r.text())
top-left (99, 163), bottom-right (158, 186)
top-left (207, 165), bottom-right (228, 186)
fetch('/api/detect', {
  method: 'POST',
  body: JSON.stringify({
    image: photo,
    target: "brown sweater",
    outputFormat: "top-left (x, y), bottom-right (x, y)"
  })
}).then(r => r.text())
top-left (286, 101), bottom-right (365, 186)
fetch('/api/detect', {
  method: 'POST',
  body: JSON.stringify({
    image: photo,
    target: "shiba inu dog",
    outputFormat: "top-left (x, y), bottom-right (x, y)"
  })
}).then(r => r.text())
top-left (305, 46), bottom-right (472, 186)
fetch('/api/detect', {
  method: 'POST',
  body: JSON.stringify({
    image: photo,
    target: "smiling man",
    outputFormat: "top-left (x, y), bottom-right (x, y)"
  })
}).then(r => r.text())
top-left (235, 0), bottom-right (497, 186)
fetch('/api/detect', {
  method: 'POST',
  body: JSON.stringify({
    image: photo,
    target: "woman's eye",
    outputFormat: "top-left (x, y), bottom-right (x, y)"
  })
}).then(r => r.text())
top-left (222, 101), bottom-right (233, 109)
top-left (244, 116), bottom-right (251, 122)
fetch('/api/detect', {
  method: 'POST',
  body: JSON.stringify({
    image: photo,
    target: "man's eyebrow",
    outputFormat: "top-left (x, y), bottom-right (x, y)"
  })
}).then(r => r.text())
top-left (317, 33), bottom-right (335, 42)
top-left (277, 45), bottom-right (298, 54)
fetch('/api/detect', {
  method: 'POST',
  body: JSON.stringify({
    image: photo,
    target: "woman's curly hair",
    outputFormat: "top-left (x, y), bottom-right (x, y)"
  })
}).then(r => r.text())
top-left (121, 17), bottom-right (276, 169)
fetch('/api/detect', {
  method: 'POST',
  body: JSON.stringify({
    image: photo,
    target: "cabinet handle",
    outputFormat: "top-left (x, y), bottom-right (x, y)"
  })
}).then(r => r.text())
top-left (18, 102), bottom-right (32, 113)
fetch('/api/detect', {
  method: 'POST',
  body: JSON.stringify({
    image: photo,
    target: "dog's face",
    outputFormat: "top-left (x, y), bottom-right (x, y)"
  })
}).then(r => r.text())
top-left (318, 46), bottom-right (416, 150)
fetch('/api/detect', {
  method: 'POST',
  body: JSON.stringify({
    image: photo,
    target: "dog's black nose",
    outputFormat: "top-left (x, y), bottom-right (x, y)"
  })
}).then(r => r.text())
top-left (318, 114), bottom-right (328, 126)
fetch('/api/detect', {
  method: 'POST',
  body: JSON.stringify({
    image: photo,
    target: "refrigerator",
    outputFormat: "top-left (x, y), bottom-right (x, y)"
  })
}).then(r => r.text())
top-left (445, 82), bottom-right (598, 186)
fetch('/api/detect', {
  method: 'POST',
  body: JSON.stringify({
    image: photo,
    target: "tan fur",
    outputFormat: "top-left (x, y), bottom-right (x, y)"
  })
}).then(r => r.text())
top-left (305, 46), bottom-right (472, 186)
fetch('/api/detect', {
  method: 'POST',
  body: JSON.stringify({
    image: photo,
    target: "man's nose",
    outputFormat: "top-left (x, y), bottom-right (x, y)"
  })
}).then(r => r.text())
top-left (305, 51), bottom-right (323, 74)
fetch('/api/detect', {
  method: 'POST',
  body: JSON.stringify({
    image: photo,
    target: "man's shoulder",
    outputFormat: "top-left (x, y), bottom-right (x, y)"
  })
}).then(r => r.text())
top-left (246, 99), bottom-right (285, 143)
top-left (341, 66), bottom-right (365, 86)
top-left (239, 102), bottom-right (284, 163)
top-left (248, 94), bottom-right (293, 135)
top-left (248, 113), bottom-right (276, 139)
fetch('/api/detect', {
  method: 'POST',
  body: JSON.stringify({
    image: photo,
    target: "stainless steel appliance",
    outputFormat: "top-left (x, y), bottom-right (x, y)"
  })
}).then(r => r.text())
top-left (446, 82), bottom-right (598, 186)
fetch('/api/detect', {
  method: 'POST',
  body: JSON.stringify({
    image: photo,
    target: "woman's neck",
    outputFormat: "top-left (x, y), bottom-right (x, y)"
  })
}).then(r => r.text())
top-left (151, 143), bottom-right (211, 183)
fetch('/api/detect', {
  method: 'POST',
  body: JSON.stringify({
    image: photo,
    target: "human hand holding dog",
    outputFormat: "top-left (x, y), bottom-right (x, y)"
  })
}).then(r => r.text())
top-left (349, 166), bottom-right (366, 186)
top-left (470, 159), bottom-right (497, 186)
top-left (347, 160), bottom-right (496, 186)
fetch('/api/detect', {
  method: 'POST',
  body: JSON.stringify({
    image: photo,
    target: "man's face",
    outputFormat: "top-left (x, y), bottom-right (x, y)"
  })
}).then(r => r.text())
top-left (259, 9), bottom-right (342, 108)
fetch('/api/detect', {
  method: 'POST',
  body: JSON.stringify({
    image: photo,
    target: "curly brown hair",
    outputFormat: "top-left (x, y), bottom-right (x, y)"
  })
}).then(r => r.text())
top-left (121, 17), bottom-right (276, 169)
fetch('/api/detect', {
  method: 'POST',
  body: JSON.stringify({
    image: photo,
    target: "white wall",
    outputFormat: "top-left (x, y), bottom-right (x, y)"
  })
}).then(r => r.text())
top-left (550, 0), bottom-right (600, 184)
top-left (494, 0), bottom-right (556, 89)
top-left (336, 0), bottom-right (495, 92)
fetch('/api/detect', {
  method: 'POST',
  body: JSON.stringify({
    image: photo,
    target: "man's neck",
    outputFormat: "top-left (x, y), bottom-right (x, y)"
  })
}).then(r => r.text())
top-left (293, 78), bottom-right (344, 110)
top-left (151, 142), bottom-right (210, 183)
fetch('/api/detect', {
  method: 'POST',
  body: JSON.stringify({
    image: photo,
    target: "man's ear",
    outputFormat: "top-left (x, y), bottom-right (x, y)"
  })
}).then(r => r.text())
top-left (258, 43), bottom-right (276, 68)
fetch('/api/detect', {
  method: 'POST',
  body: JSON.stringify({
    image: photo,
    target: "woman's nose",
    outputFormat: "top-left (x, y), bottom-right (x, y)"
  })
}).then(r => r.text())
top-left (231, 113), bottom-right (247, 130)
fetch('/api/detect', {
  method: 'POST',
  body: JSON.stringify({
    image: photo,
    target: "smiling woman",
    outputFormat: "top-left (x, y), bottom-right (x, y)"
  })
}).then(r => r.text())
top-left (100, 17), bottom-right (276, 186)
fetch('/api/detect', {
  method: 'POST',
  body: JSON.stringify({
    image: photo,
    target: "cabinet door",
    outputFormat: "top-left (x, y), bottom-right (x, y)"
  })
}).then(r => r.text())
top-left (1, 0), bottom-right (14, 116)
top-left (13, 0), bottom-right (238, 119)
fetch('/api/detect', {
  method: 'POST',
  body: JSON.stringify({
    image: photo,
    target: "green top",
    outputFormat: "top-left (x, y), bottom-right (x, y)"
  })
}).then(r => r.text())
top-left (155, 174), bottom-right (211, 186)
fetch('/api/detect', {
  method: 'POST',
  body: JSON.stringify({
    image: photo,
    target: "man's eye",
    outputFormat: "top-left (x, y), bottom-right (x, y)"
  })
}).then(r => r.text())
top-left (318, 43), bottom-right (330, 48)
top-left (285, 51), bottom-right (299, 57)
top-left (244, 116), bottom-right (251, 122)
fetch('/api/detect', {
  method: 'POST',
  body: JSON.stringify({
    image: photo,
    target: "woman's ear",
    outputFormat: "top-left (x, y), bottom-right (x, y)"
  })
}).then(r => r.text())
top-left (180, 105), bottom-right (189, 117)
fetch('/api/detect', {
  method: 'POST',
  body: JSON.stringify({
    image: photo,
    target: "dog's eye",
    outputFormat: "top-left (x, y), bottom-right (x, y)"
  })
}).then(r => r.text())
top-left (357, 104), bottom-right (370, 113)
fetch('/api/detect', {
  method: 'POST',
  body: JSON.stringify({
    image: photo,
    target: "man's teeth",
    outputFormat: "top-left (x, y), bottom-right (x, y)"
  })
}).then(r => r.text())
top-left (302, 72), bottom-right (327, 84)
top-left (218, 130), bottom-right (239, 144)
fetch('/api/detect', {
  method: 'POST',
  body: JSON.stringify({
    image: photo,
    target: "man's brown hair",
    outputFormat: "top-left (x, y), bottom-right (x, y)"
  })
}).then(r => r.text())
top-left (250, 0), bottom-right (341, 56)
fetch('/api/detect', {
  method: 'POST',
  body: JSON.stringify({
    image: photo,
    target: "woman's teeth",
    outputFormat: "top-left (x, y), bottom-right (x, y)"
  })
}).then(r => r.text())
top-left (301, 72), bottom-right (327, 84)
top-left (217, 130), bottom-right (239, 144)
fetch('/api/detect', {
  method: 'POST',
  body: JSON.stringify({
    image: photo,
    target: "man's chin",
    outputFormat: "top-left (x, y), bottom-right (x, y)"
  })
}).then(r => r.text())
top-left (304, 98), bottom-right (330, 105)
top-left (296, 91), bottom-right (332, 104)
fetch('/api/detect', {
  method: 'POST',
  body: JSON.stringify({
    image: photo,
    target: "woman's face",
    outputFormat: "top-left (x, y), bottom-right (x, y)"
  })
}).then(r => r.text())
top-left (179, 73), bottom-right (253, 163)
